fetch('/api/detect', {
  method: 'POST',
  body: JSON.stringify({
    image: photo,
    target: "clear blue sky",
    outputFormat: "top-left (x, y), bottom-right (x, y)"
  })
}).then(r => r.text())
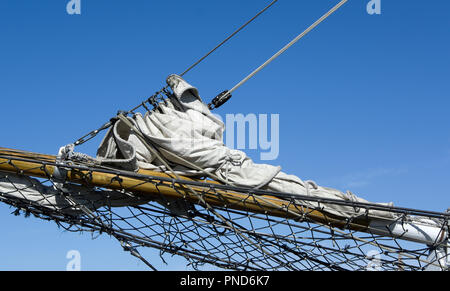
top-left (0, 0), bottom-right (449, 270)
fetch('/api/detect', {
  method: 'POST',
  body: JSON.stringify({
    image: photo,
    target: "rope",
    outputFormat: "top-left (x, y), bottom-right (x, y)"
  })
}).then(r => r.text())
top-left (128, 0), bottom-right (279, 114)
top-left (115, 114), bottom-right (295, 268)
top-left (121, 240), bottom-right (158, 271)
top-left (3, 150), bottom-right (450, 221)
top-left (224, 0), bottom-right (348, 99)
top-left (1, 153), bottom-right (449, 270)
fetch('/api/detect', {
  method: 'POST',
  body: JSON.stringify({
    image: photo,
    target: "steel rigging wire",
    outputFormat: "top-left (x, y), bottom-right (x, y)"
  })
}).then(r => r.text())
top-left (209, 0), bottom-right (348, 109)
top-left (73, 0), bottom-right (279, 147)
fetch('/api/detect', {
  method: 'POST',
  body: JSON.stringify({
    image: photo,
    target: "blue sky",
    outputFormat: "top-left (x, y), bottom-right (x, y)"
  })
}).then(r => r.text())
top-left (0, 0), bottom-right (449, 270)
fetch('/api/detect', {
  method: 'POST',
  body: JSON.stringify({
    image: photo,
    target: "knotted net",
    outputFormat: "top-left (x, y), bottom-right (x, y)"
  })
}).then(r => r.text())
top-left (0, 149), bottom-right (448, 271)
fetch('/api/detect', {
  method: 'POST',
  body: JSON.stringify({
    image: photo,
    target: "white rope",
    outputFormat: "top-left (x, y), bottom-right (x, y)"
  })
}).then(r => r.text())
top-left (227, 0), bottom-right (348, 97)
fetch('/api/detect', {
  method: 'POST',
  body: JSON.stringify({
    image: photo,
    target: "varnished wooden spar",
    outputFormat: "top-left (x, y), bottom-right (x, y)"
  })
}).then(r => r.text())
top-left (0, 147), bottom-right (371, 231)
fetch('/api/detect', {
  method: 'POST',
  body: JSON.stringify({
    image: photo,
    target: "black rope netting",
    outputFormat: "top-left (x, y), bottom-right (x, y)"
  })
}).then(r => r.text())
top-left (0, 155), bottom-right (448, 271)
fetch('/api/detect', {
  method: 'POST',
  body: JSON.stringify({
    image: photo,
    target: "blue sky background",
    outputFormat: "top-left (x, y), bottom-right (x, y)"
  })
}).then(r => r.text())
top-left (0, 0), bottom-right (449, 270)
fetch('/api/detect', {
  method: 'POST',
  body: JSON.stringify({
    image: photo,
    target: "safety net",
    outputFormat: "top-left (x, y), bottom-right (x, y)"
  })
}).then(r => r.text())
top-left (0, 148), bottom-right (448, 271)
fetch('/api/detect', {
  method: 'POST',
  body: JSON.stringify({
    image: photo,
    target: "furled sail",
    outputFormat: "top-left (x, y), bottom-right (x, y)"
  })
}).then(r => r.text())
top-left (96, 75), bottom-right (394, 220)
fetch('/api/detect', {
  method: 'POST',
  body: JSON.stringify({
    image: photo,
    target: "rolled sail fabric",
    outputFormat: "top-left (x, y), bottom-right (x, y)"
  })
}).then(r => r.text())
top-left (96, 75), bottom-right (394, 219)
